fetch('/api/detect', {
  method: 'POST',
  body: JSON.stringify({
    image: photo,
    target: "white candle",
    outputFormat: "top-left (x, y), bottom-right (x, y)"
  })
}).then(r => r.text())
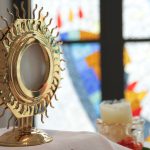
top-left (100, 101), bottom-right (132, 124)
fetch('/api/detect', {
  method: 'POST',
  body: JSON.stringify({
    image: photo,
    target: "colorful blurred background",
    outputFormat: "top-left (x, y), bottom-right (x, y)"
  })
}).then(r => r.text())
top-left (1, 0), bottom-right (150, 143)
top-left (33, 0), bottom-right (101, 132)
top-left (32, 0), bottom-right (150, 141)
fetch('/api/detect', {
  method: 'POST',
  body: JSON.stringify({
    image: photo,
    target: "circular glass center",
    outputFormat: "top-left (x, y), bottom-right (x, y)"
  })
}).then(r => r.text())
top-left (20, 43), bottom-right (47, 91)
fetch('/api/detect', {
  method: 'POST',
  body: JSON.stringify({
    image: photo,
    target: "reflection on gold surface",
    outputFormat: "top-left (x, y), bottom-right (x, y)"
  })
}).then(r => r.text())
top-left (0, 1), bottom-right (63, 146)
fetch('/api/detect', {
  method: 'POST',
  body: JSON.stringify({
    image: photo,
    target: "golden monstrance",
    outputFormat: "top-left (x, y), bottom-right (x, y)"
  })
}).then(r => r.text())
top-left (0, 1), bottom-right (64, 146)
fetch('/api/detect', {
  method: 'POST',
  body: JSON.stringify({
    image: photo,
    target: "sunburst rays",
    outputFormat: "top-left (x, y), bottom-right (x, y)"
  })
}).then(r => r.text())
top-left (21, 1), bottom-right (26, 19)
top-left (43, 12), bottom-right (49, 21)
top-left (0, 2), bottom-right (66, 126)
top-left (7, 8), bottom-right (14, 22)
top-left (38, 7), bottom-right (43, 20)
top-left (13, 3), bottom-right (20, 19)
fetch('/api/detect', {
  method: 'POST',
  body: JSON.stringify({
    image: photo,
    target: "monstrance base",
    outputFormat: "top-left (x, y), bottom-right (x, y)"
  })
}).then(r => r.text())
top-left (0, 128), bottom-right (52, 147)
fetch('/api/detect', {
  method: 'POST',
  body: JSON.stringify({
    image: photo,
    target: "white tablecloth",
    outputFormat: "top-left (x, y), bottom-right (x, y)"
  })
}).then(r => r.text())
top-left (0, 129), bottom-right (130, 150)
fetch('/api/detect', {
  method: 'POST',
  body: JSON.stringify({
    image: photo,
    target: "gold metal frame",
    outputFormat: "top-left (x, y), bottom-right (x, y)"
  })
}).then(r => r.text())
top-left (0, 1), bottom-right (65, 146)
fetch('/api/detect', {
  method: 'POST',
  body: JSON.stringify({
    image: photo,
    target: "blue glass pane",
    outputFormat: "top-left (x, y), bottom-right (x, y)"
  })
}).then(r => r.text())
top-left (63, 43), bottom-right (101, 122)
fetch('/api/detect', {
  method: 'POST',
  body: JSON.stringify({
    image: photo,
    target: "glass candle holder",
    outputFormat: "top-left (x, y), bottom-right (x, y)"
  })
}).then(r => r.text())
top-left (97, 117), bottom-right (144, 150)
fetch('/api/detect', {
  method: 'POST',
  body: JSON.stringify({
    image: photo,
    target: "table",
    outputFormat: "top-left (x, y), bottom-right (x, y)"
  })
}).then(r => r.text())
top-left (144, 142), bottom-right (150, 149)
top-left (0, 129), bottom-right (130, 150)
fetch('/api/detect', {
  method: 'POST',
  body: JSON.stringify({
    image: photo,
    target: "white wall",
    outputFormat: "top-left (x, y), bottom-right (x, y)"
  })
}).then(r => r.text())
top-left (0, 0), bottom-right (12, 128)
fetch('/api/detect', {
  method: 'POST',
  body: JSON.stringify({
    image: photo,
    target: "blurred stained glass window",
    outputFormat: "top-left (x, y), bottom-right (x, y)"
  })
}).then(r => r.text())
top-left (32, 0), bottom-right (100, 41)
top-left (123, 0), bottom-right (150, 39)
top-left (32, 0), bottom-right (101, 131)
top-left (124, 43), bottom-right (150, 117)
top-left (123, 0), bottom-right (150, 138)
top-left (63, 43), bottom-right (101, 120)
